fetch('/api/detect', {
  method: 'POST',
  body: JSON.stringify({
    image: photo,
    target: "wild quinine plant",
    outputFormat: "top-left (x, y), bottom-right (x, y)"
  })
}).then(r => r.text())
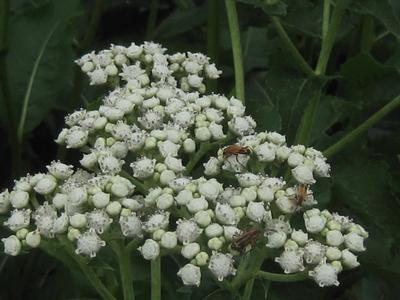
top-left (0, 42), bottom-right (368, 299)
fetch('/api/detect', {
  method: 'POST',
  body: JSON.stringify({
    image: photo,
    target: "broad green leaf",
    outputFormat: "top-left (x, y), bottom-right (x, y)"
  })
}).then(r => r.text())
top-left (352, 0), bottom-right (400, 39)
top-left (4, 0), bottom-right (82, 135)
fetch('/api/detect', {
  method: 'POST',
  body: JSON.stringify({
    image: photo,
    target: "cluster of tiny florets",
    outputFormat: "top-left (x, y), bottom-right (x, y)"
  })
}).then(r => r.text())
top-left (0, 42), bottom-right (366, 289)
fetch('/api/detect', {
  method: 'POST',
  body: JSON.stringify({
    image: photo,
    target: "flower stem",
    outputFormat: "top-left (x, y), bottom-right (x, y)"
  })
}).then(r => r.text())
top-left (231, 248), bottom-right (265, 290)
top-left (207, 0), bottom-right (220, 92)
top-left (242, 278), bottom-right (255, 300)
top-left (256, 271), bottom-right (308, 282)
top-left (315, 0), bottom-right (347, 75)
top-left (322, 0), bottom-right (330, 42)
top-left (120, 170), bottom-right (148, 194)
top-left (146, 0), bottom-right (159, 39)
top-left (58, 236), bottom-right (116, 300)
top-left (225, 0), bottom-right (245, 102)
top-left (151, 256), bottom-right (161, 300)
top-left (270, 16), bottom-right (315, 78)
top-left (324, 94), bottom-right (400, 158)
top-left (360, 15), bottom-right (374, 53)
top-left (185, 143), bottom-right (213, 174)
top-left (120, 245), bottom-right (135, 300)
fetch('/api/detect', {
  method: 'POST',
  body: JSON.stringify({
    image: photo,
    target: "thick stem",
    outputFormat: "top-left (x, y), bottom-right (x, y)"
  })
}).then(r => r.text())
top-left (120, 246), bottom-right (135, 300)
top-left (324, 95), bottom-right (400, 158)
top-left (146, 0), bottom-right (159, 39)
top-left (256, 271), bottom-right (308, 282)
top-left (322, 0), bottom-right (330, 42)
top-left (294, 88), bottom-right (322, 145)
top-left (231, 248), bottom-right (266, 290)
top-left (58, 236), bottom-right (116, 300)
top-left (185, 143), bottom-right (213, 174)
top-left (242, 278), bottom-right (255, 300)
top-left (270, 16), bottom-right (315, 78)
top-left (151, 256), bottom-right (161, 300)
top-left (207, 0), bottom-right (220, 92)
top-left (225, 0), bottom-right (245, 102)
top-left (315, 0), bottom-right (347, 75)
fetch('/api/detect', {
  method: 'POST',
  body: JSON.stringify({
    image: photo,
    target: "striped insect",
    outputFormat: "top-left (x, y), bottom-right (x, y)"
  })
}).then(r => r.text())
top-left (231, 228), bottom-right (262, 252)
top-left (223, 144), bottom-right (252, 158)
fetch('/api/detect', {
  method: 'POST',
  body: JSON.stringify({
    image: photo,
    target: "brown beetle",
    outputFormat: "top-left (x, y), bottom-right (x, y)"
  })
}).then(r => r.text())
top-left (223, 144), bottom-right (252, 158)
top-left (295, 184), bottom-right (309, 206)
top-left (231, 228), bottom-right (262, 252)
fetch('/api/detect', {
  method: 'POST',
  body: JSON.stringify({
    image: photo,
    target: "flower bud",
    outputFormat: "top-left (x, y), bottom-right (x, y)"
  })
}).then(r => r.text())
top-left (326, 247), bottom-right (342, 261)
top-left (106, 201), bottom-right (122, 216)
top-left (181, 242), bottom-right (200, 259)
top-left (26, 231), bottom-right (41, 248)
top-left (326, 230), bottom-right (344, 247)
top-left (292, 164), bottom-right (316, 185)
top-left (138, 239), bottom-right (160, 260)
top-left (2, 235), bottom-right (21, 256)
top-left (70, 213), bottom-right (87, 228)
top-left (177, 264), bottom-right (201, 287)
top-left (10, 191), bottom-right (29, 209)
top-left (208, 237), bottom-right (223, 250)
top-left (341, 249), bottom-right (360, 269)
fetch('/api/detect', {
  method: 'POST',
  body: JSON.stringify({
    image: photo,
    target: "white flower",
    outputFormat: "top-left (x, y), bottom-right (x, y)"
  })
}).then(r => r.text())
top-left (257, 186), bottom-right (274, 202)
top-left (344, 232), bottom-right (366, 252)
top-left (26, 231), bottom-right (41, 248)
top-left (183, 138), bottom-right (196, 153)
top-left (86, 209), bottom-right (112, 233)
top-left (80, 152), bottom-right (98, 169)
top-left (0, 190), bottom-right (10, 213)
top-left (276, 146), bottom-right (291, 161)
top-left (4, 209), bottom-right (31, 231)
top-left (120, 213), bottom-right (142, 237)
top-left (241, 188), bottom-right (257, 202)
top-left (68, 187), bottom-right (88, 206)
top-left (138, 239), bottom-right (160, 260)
top-left (236, 173), bottom-right (262, 188)
top-left (198, 179), bottom-right (222, 201)
top-left (208, 252), bottom-right (236, 281)
top-left (266, 132), bottom-right (286, 145)
top-left (246, 201), bottom-right (266, 222)
top-left (75, 229), bottom-right (106, 258)
top-left (261, 177), bottom-right (286, 192)
top-left (303, 241), bottom-right (326, 264)
top-left (341, 249), bottom-right (360, 269)
top-left (276, 196), bottom-right (297, 214)
top-left (160, 231), bottom-right (177, 249)
top-left (92, 192), bottom-right (110, 208)
top-left (164, 156), bottom-right (185, 173)
top-left (309, 262), bottom-right (339, 287)
top-left (204, 157), bottom-right (221, 176)
top-left (215, 203), bottom-right (238, 225)
top-left (228, 116), bottom-right (256, 136)
top-left (131, 157), bottom-right (156, 179)
top-left (266, 231), bottom-right (287, 249)
top-left (326, 247), bottom-right (342, 261)
top-left (66, 127), bottom-right (88, 148)
top-left (156, 193), bottom-right (174, 210)
top-left (304, 214), bottom-right (326, 233)
top-left (275, 249), bottom-right (305, 273)
top-left (176, 219), bottom-right (202, 244)
top-left (158, 140), bottom-right (181, 157)
top-left (326, 230), bottom-right (344, 247)
top-left (255, 143), bottom-right (276, 162)
top-left (47, 161), bottom-right (74, 180)
top-left (181, 242), bottom-right (200, 259)
top-left (138, 110), bottom-right (164, 130)
top-left (205, 223), bottom-right (223, 238)
top-left (34, 175), bottom-right (57, 195)
top-left (143, 211), bottom-right (170, 233)
top-left (187, 196), bottom-right (208, 213)
top-left (177, 264), bottom-right (201, 287)
top-left (291, 165), bottom-right (316, 185)
top-left (229, 195), bottom-right (246, 207)
top-left (70, 213), bottom-right (87, 228)
top-left (98, 153), bottom-right (124, 175)
top-left (2, 235), bottom-right (21, 256)
top-left (313, 157), bottom-right (331, 177)
top-left (10, 190), bottom-right (29, 209)
top-left (291, 230), bottom-right (308, 246)
top-left (287, 152), bottom-right (305, 167)
top-left (209, 122), bottom-right (226, 140)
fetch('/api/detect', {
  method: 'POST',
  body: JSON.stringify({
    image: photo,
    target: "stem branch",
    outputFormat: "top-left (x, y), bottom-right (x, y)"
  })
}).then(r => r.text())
top-left (225, 0), bottom-right (245, 102)
top-left (146, 0), bottom-right (159, 39)
top-left (256, 271), bottom-right (308, 282)
top-left (271, 16), bottom-right (315, 78)
top-left (207, 0), bottom-right (220, 92)
top-left (120, 245), bottom-right (135, 300)
top-left (324, 95), bottom-right (400, 158)
top-left (151, 256), bottom-right (161, 300)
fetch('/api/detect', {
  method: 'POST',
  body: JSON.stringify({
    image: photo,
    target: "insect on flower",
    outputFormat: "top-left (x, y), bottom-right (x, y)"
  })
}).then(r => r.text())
top-left (223, 144), bottom-right (252, 158)
top-left (232, 228), bottom-right (262, 252)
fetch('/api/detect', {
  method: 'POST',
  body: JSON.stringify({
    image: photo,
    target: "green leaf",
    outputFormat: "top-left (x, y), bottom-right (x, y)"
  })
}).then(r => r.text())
top-left (4, 0), bottom-right (82, 135)
top-left (237, 0), bottom-right (287, 16)
top-left (352, 0), bottom-right (400, 39)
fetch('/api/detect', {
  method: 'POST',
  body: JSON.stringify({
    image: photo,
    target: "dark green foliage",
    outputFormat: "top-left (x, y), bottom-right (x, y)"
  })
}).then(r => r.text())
top-left (1, 0), bottom-right (400, 299)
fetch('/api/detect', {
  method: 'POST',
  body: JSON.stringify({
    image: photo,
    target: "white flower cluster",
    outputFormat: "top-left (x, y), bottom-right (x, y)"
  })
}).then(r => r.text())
top-left (0, 42), bottom-right (366, 289)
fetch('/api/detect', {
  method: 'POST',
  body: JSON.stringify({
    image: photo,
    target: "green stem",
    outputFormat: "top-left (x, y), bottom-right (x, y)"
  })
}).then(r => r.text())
top-left (324, 95), bottom-right (400, 158)
top-left (151, 256), bottom-right (161, 300)
top-left (71, 0), bottom-right (103, 107)
top-left (315, 0), bottom-right (347, 75)
top-left (294, 88), bottom-right (322, 145)
top-left (120, 246), bottom-right (135, 300)
top-left (270, 16), bottom-right (315, 78)
top-left (322, 0), bottom-right (330, 42)
top-left (146, 0), bottom-right (159, 39)
top-left (225, 0), bottom-right (245, 102)
top-left (207, 0), bottom-right (220, 92)
top-left (58, 236), bottom-right (116, 300)
top-left (242, 278), bottom-right (255, 300)
top-left (231, 248), bottom-right (266, 290)
top-left (185, 143), bottom-right (213, 174)
top-left (120, 170), bottom-right (148, 194)
top-left (256, 271), bottom-right (308, 282)
top-left (360, 15), bottom-right (374, 53)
